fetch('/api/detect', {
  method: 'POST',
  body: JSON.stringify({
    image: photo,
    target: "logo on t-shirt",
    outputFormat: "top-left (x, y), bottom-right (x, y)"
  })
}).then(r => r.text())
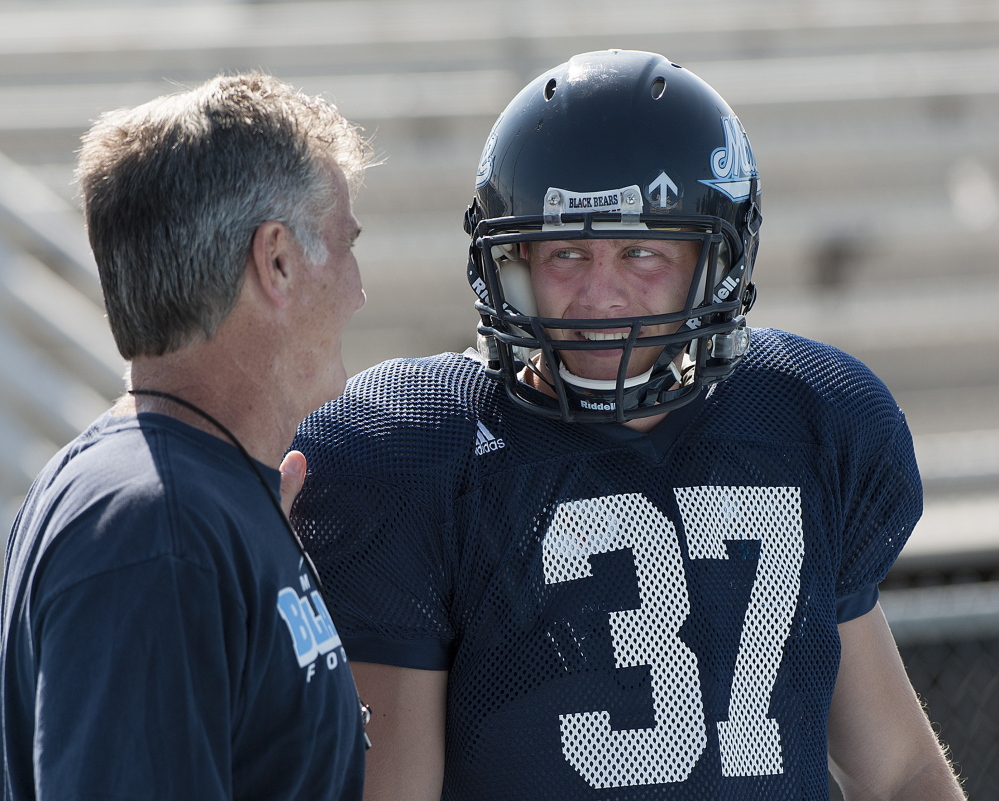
top-left (277, 570), bottom-right (348, 683)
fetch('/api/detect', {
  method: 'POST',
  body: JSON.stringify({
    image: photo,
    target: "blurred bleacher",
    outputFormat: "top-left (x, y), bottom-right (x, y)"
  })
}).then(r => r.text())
top-left (0, 0), bottom-right (996, 794)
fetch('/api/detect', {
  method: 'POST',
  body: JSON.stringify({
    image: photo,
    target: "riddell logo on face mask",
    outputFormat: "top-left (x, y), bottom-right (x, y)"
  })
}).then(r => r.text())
top-left (580, 400), bottom-right (616, 411)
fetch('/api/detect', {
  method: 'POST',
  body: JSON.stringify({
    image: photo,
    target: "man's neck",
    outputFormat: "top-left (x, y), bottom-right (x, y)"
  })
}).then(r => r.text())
top-left (123, 343), bottom-right (294, 469)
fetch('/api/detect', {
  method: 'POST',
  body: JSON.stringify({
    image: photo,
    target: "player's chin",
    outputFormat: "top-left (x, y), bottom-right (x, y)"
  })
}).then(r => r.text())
top-left (580, 352), bottom-right (654, 381)
top-left (560, 353), bottom-right (628, 382)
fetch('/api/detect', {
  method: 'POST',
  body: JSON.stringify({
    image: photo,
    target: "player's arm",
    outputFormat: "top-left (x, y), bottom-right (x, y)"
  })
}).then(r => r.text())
top-left (827, 602), bottom-right (965, 800)
top-left (351, 661), bottom-right (448, 801)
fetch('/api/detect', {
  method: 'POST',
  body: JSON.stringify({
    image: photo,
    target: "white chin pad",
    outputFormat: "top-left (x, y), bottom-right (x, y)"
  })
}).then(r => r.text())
top-left (496, 256), bottom-right (537, 316)
top-left (558, 363), bottom-right (654, 390)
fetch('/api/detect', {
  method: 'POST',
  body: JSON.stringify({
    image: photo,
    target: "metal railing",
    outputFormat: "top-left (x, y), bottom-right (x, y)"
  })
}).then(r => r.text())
top-left (0, 150), bottom-right (123, 531)
top-left (881, 581), bottom-right (999, 799)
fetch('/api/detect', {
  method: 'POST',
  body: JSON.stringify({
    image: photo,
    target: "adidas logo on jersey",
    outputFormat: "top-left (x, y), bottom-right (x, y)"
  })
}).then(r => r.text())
top-left (474, 421), bottom-right (506, 455)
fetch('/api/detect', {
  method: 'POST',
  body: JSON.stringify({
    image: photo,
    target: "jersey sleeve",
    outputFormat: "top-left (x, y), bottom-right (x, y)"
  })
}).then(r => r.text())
top-left (834, 406), bottom-right (922, 622)
top-left (31, 553), bottom-right (242, 800)
top-left (292, 471), bottom-right (456, 671)
top-left (291, 358), bottom-right (480, 672)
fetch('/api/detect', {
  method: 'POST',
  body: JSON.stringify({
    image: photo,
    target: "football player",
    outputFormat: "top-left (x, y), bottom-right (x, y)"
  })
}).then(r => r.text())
top-left (291, 50), bottom-right (965, 800)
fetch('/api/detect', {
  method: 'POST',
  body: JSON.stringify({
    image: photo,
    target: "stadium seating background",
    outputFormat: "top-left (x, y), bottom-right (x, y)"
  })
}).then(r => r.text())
top-left (0, 2), bottom-right (996, 795)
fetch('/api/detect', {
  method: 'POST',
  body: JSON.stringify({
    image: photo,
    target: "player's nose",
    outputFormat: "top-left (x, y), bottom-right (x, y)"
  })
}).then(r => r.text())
top-left (578, 256), bottom-right (628, 312)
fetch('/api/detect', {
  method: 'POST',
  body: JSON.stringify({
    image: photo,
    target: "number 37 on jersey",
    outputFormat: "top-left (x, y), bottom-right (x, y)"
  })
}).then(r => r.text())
top-left (542, 487), bottom-right (804, 789)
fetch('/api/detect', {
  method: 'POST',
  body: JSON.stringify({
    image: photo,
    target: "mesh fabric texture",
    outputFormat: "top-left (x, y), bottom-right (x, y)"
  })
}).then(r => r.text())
top-left (291, 328), bottom-right (921, 800)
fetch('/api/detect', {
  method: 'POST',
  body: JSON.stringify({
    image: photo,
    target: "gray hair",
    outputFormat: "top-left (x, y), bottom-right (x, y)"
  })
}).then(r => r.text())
top-left (76, 72), bottom-right (373, 359)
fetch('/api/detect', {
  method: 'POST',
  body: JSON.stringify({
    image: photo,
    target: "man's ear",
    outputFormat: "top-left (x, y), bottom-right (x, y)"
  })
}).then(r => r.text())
top-left (248, 221), bottom-right (295, 305)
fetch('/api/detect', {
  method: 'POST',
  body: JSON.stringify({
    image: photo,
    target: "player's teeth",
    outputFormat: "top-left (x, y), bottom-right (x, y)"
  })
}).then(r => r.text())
top-left (583, 332), bottom-right (628, 341)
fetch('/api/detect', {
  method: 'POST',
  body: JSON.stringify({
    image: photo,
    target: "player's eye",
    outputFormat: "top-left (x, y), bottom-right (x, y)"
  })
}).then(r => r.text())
top-left (625, 247), bottom-right (656, 258)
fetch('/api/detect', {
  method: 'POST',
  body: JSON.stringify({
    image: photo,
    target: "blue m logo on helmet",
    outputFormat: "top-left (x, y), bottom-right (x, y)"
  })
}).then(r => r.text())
top-left (700, 115), bottom-right (759, 202)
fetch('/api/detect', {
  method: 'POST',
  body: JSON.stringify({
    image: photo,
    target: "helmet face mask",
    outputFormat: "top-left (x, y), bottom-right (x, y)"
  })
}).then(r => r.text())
top-left (465, 49), bottom-right (761, 424)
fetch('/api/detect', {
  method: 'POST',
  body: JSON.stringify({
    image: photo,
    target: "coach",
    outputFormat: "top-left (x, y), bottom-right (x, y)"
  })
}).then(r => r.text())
top-left (1, 73), bottom-right (371, 800)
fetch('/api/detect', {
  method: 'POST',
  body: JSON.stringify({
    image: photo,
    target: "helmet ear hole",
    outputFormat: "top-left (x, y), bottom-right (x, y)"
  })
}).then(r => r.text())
top-left (544, 79), bottom-right (557, 101)
top-left (498, 258), bottom-right (538, 316)
top-left (716, 239), bottom-right (731, 273)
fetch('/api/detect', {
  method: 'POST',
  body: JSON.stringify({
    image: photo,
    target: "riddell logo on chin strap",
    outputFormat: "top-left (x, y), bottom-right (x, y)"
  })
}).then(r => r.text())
top-left (474, 421), bottom-right (506, 455)
top-left (581, 399), bottom-right (616, 411)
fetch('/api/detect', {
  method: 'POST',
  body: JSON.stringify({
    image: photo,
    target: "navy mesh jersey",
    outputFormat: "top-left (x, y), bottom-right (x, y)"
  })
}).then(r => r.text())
top-left (291, 328), bottom-right (921, 801)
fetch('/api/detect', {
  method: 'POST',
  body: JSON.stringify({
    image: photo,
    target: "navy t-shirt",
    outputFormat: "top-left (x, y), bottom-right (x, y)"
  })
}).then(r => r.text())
top-left (291, 329), bottom-right (921, 801)
top-left (2, 412), bottom-right (365, 801)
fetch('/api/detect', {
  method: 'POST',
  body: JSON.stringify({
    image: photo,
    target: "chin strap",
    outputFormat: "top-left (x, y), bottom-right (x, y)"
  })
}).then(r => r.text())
top-left (557, 362), bottom-right (660, 392)
top-left (553, 346), bottom-right (692, 413)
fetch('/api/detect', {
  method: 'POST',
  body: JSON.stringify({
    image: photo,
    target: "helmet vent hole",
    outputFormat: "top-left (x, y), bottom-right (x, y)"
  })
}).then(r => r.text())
top-left (544, 78), bottom-right (557, 101)
top-left (651, 77), bottom-right (666, 99)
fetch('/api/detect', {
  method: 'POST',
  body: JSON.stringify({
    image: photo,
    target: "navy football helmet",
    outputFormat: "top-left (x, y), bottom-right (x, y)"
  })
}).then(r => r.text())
top-left (465, 49), bottom-right (762, 423)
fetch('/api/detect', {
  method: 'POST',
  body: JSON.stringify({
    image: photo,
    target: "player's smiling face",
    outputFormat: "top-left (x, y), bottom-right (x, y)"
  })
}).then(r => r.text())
top-left (526, 237), bottom-right (700, 382)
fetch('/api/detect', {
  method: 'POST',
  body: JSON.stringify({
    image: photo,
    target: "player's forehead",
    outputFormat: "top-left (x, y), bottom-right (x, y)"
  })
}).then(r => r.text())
top-left (524, 235), bottom-right (700, 254)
